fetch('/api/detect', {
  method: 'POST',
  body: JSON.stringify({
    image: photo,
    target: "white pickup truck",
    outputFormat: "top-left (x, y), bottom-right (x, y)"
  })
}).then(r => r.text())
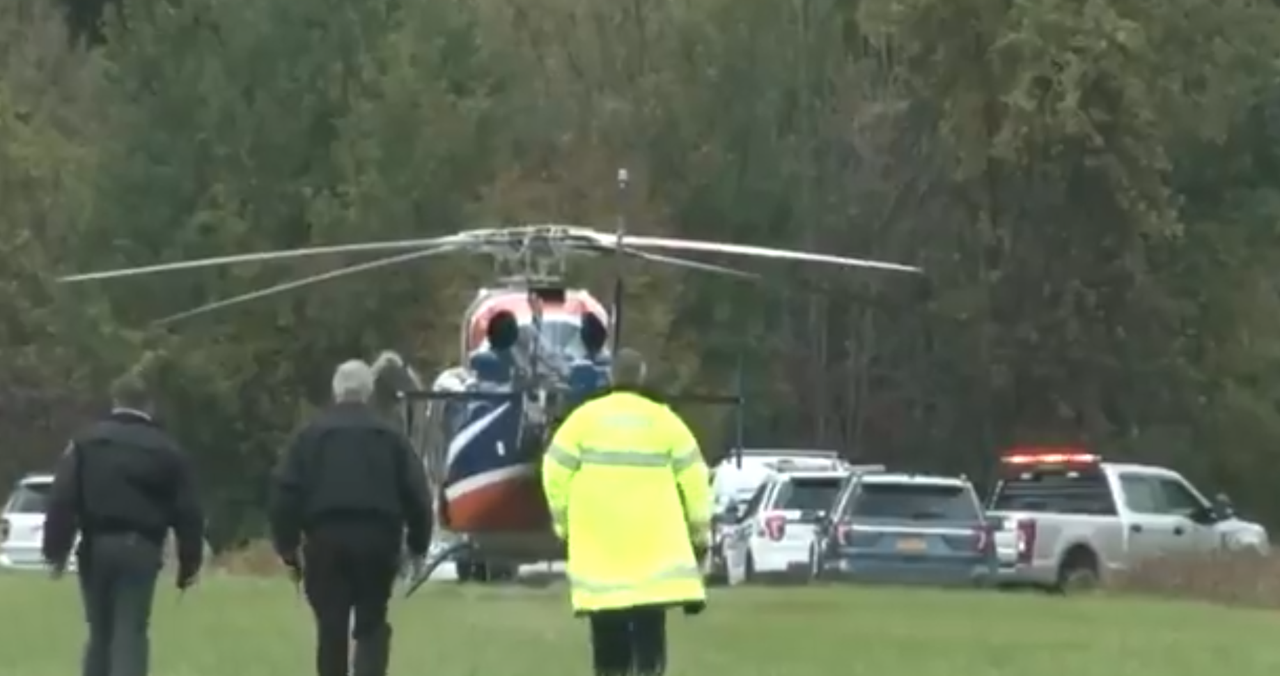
top-left (986, 449), bottom-right (1268, 591)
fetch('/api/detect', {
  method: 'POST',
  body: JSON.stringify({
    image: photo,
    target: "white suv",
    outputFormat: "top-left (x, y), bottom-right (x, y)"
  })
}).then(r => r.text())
top-left (0, 473), bottom-right (64, 571)
top-left (717, 468), bottom-right (868, 584)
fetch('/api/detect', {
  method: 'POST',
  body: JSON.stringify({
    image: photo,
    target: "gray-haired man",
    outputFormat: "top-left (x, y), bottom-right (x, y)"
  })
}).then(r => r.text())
top-left (269, 359), bottom-right (433, 676)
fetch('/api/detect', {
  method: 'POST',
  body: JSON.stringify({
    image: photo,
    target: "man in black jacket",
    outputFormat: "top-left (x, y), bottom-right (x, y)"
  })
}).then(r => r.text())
top-left (43, 373), bottom-right (204, 676)
top-left (270, 359), bottom-right (432, 676)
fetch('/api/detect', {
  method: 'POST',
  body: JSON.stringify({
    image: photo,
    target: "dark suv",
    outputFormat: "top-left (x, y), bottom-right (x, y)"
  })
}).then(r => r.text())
top-left (808, 472), bottom-right (996, 586)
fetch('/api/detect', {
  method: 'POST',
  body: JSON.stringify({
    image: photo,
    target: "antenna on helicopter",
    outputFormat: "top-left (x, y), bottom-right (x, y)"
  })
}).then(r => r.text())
top-left (610, 167), bottom-right (629, 354)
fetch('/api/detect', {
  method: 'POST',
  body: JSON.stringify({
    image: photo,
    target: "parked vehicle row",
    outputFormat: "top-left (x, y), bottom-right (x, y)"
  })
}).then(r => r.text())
top-left (702, 447), bottom-right (1271, 592)
top-left (3, 447), bottom-right (1269, 593)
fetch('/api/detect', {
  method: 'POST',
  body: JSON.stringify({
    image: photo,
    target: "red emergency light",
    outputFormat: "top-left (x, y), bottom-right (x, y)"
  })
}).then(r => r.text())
top-left (1000, 447), bottom-right (1100, 466)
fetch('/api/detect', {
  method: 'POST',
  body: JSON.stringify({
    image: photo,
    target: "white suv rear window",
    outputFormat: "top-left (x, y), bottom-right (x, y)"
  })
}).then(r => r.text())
top-left (773, 477), bottom-right (844, 511)
top-left (5, 483), bottom-right (52, 514)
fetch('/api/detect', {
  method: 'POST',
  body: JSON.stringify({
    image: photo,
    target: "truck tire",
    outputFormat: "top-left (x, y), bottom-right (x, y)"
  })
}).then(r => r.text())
top-left (1056, 546), bottom-right (1100, 594)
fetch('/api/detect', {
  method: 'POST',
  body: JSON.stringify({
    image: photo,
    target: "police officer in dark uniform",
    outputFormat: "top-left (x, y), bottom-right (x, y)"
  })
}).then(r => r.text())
top-left (270, 359), bottom-right (432, 676)
top-left (42, 372), bottom-right (205, 676)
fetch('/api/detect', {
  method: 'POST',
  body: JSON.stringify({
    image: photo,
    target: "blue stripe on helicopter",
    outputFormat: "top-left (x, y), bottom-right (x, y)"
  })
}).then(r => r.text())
top-left (440, 356), bottom-right (610, 490)
top-left (443, 399), bottom-right (528, 487)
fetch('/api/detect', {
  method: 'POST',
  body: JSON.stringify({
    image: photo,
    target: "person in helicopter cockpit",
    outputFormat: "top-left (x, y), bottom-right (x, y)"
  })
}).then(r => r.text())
top-left (468, 310), bottom-right (520, 385)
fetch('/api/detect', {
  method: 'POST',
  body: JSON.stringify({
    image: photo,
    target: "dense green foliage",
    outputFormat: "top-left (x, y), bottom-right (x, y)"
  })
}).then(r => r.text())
top-left (5, 0), bottom-right (1280, 544)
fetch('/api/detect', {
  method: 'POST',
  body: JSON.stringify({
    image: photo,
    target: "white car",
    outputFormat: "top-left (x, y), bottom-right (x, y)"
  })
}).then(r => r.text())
top-left (0, 473), bottom-right (65, 571)
top-left (717, 468), bottom-right (861, 583)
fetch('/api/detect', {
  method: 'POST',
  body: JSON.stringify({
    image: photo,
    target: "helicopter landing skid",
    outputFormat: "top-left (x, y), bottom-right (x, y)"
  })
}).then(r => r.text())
top-left (403, 541), bottom-right (471, 598)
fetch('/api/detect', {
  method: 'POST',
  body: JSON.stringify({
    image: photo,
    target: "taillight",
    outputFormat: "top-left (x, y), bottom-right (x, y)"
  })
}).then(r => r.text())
top-left (1015, 518), bottom-right (1037, 564)
top-left (0, 518), bottom-right (9, 544)
top-left (972, 523), bottom-right (994, 553)
top-left (763, 513), bottom-right (786, 541)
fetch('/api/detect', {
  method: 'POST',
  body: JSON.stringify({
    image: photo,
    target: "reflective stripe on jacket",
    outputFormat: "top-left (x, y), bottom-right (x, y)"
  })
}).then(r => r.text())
top-left (542, 390), bottom-right (711, 612)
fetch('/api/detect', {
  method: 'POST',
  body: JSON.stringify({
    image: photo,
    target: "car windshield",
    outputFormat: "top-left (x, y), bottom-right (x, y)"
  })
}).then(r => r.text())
top-left (847, 482), bottom-right (978, 521)
top-left (5, 482), bottom-right (52, 514)
top-left (774, 477), bottom-right (843, 511)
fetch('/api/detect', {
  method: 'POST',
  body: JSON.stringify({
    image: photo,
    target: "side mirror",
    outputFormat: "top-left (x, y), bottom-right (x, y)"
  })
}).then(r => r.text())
top-left (1189, 504), bottom-right (1222, 525)
top-left (1213, 493), bottom-right (1236, 519)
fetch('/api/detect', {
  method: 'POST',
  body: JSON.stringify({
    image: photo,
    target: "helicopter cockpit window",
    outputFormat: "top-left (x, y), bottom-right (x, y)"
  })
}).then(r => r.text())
top-left (478, 316), bottom-right (589, 367)
top-left (537, 317), bottom-right (587, 360)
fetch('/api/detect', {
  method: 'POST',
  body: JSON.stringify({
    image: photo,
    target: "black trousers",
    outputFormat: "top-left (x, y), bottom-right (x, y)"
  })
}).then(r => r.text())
top-left (587, 605), bottom-right (668, 676)
top-left (302, 521), bottom-right (401, 676)
top-left (77, 534), bottom-right (162, 676)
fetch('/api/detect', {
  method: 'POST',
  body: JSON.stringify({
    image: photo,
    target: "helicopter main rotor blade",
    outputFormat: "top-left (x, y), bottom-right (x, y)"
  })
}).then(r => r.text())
top-left (612, 246), bottom-right (763, 280)
top-left (59, 234), bottom-right (475, 283)
top-left (152, 245), bottom-right (459, 326)
top-left (602, 241), bottom-right (913, 306)
top-left (616, 234), bottom-right (923, 274)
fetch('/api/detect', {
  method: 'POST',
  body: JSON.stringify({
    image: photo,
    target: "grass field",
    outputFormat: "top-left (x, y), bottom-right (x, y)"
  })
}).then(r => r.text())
top-left (3, 573), bottom-right (1279, 676)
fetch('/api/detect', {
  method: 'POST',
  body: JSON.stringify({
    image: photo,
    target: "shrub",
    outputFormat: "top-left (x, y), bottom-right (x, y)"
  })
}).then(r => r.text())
top-left (210, 539), bottom-right (290, 576)
top-left (1107, 550), bottom-right (1280, 609)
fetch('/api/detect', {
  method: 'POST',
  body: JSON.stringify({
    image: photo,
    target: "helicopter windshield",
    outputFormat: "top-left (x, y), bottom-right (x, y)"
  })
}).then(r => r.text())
top-left (522, 316), bottom-right (587, 362)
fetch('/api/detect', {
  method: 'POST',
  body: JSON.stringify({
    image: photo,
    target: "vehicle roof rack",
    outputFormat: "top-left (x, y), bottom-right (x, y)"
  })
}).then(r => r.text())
top-left (734, 448), bottom-right (840, 459)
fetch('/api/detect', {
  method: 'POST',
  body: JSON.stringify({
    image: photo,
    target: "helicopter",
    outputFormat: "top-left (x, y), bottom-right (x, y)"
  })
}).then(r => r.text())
top-left (57, 169), bottom-right (924, 592)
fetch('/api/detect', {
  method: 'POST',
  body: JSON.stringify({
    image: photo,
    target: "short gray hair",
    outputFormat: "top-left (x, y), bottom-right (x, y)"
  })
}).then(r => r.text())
top-left (610, 348), bottom-right (647, 387)
top-left (110, 372), bottom-right (151, 412)
top-left (332, 359), bottom-right (375, 403)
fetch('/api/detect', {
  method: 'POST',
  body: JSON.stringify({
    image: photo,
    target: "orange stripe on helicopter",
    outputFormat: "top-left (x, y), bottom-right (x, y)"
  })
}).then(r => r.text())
top-left (466, 290), bottom-right (607, 351)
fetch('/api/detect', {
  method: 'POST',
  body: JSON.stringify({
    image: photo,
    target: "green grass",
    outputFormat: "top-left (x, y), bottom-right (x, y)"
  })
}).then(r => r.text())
top-left (3, 573), bottom-right (1279, 675)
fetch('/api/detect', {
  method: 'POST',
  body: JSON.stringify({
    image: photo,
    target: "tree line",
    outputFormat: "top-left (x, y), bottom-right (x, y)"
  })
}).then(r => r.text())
top-left (4, 0), bottom-right (1280, 546)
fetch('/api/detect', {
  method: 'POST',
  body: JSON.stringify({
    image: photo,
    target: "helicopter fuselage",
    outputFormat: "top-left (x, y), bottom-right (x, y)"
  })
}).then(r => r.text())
top-left (423, 286), bottom-right (611, 571)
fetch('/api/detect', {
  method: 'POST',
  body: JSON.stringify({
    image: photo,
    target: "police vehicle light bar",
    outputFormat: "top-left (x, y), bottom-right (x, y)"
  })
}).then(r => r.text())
top-left (1001, 448), bottom-right (1100, 465)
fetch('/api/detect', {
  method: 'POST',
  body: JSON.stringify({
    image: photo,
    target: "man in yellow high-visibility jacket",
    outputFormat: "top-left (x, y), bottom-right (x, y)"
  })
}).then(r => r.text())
top-left (542, 348), bottom-right (711, 676)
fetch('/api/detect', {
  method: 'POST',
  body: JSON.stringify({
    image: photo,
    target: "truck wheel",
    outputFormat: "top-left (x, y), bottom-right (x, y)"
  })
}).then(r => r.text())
top-left (1056, 548), bottom-right (1100, 594)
